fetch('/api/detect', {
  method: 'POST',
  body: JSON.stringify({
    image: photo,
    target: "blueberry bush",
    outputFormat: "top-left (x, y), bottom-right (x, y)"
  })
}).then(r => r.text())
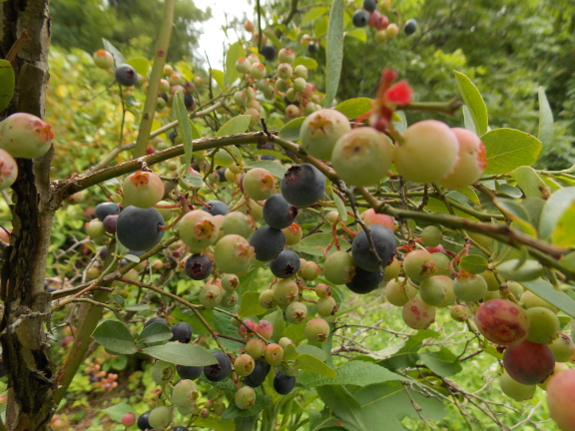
top-left (1, 0), bottom-right (575, 430)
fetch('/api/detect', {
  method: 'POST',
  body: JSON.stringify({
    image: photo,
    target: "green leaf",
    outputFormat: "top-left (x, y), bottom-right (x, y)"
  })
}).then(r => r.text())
top-left (171, 307), bottom-right (214, 336)
top-left (125, 57), bottom-right (149, 77)
top-left (217, 115), bottom-right (251, 137)
top-left (316, 385), bottom-right (365, 430)
top-left (298, 360), bottom-right (405, 388)
top-left (293, 56), bottom-right (319, 70)
top-left (540, 187), bottom-right (575, 240)
top-left (335, 98), bottom-right (373, 120)
top-left (537, 86), bottom-right (554, 151)
top-left (345, 28), bottom-right (367, 42)
top-left (296, 353), bottom-right (336, 378)
top-left (194, 415), bottom-right (235, 431)
top-left (92, 320), bottom-right (137, 355)
top-left (284, 343), bottom-right (299, 360)
top-left (194, 416), bottom-right (235, 431)
top-left (279, 117), bottom-right (305, 141)
top-left (124, 304), bottom-right (150, 312)
top-left (496, 259), bottom-right (545, 282)
top-left (291, 233), bottom-right (351, 257)
top-left (521, 279), bottom-right (575, 319)
top-left (455, 186), bottom-right (480, 205)
top-left (315, 16), bottom-right (329, 39)
top-left (210, 69), bottom-right (225, 89)
top-left (239, 291), bottom-right (267, 318)
top-left (137, 321), bottom-right (172, 345)
top-left (350, 380), bottom-right (448, 430)
top-left (459, 255), bottom-right (488, 274)
top-left (123, 253), bottom-right (140, 263)
top-left (510, 166), bottom-right (549, 199)
top-left (461, 105), bottom-right (477, 135)
top-left (330, 187), bottom-right (348, 222)
top-left (419, 348), bottom-right (462, 376)
top-left (380, 330), bottom-right (438, 370)
top-left (0, 60), bottom-right (15, 111)
top-left (176, 61), bottom-right (194, 81)
top-left (281, 322), bottom-right (308, 345)
top-left (173, 91), bottom-right (194, 171)
top-left (297, 345), bottom-right (328, 361)
top-left (225, 41), bottom-right (246, 86)
top-left (190, 120), bottom-right (202, 139)
top-left (247, 160), bottom-right (287, 178)
top-left (143, 343), bottom-right (218, 366)
top-left (482, 129), bottom-right (542, 175)
top-left (552, 200), bottom-right (575, 247)
top-left (111, 294), bottom-right (124, 307)
top-left (301, 6), bottom-right (330, 25)
top-left (424, 197), bottom-right (478, 221)
top-left (324, 0), bottom-right (345, 107)
top-left (100, 402), bottom-right (134, 422)
top-left (454, 71), bottom-right (488, 135)
top-left (102, 38), bottom-right (125, 66)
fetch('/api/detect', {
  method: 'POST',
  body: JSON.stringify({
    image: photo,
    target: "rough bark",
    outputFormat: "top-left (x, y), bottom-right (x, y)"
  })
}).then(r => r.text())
top-left (0, 1), bottom-right (55, 430)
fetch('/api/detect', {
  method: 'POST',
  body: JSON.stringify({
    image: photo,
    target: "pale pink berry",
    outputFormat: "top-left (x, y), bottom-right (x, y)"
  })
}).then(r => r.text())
top-left (0, 113), bottom-right (54, 159)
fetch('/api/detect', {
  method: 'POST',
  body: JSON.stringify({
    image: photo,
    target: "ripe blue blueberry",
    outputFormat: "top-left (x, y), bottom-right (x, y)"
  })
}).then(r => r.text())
top-left (244, 359), bottom-right (271, 387)
top-left (351, 224), bottom-right (396, 272)
top-left (116, 206), bottom-right (165, 251)
top-left (280, 163), bottom-right (326, 207)
top-left (352, 10), bottom-right (370, 27)
top-left (204, 351), bottom-right (232, 382)
top-left (346, 266), bottom-right (383, 294)
top-left (260, 44), bottom-right (277, 62)
top-left (404, 19), bottom-right (418, 35)
top-left (270, 248), bottom-right (301, 278)
top-left (273, 371), bottom-right (296, 395)
top-left (263, 193), bottom-right (298, 229)
top-left (170, 322), bottom-right (193, 343)
top-left (115, 64), bottom-right (138, 86)
top-left (177, 364), bottom-right (203, 380)
top-left (249, 226), bottom-right (286, 261)
top-left (95, 202), bottom-right (121, 221)
top-left (202, 200), bottom-right (229, 216)
top-left (184, 254), bottom-right (213, 280)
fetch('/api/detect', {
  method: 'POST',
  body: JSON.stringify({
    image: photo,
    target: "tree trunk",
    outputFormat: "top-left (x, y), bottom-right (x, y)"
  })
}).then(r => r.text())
top-left (0, 1), bottom-right (55, 430)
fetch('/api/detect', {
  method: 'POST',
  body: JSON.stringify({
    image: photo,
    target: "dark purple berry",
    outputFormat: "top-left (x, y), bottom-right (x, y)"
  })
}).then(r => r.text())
top-left (260, 44), bottom-right (277, 62)
top-left (115, 64), bottom-right (138, 86)
top-left (98, 246), bottom-right (108, 260)
top-left (280, 163), bottom-right (326, 208)
top-left (173, 427), bottom-right (189, 431)
top-left (346, 266), bottom-right (383, 294)
top-left (169, 130), bottom-right (178, 144)
top-left (351, 224), bottom-right (396, 272)
top-left (363, 0), bottom-right (377, 12)
top-left (352, 9), bottom-right (370, 27)
top-left (177, 364), bottom-right (203, 380)
top-left (404, 19), bottom-right (417, 35)
top-left (116, 206), bottom-right (165, 251)
top-left (184, 93), bottom-right (195, 109)
top-left (137, 411), bottom-right (152, 431)
top-left (170, 322), bottom-right (192, 343)
top-left (308, 42), bottom-right (318, 54)
top-left (144, 317), bottom-right (168, 327)
top-left (270, 249), bottom-right (301, 278)
top-left (204, 351), bottom-right (232, 382)
top-left (244, 359), bottom-right (271, 387)
top-left (273, 371), bottom-right (296, 395)
top-left (263, 193), bottom-right (298, 229)
top-left (260, 154), bottom-right (275, 161)
top-left (202, 200), bottom-right (229, 216)
top-left (95, 202), bottom-right (121, 221)
top-left (159, 92), bottom-right (168, 102)
top-left (217, 169), bottom-right (226, 182)
top-left (249, 226), bottom-right (286, 261)
top-left (184, 254), bottom-right (213, 280)
top-left (103, 214), bottom-right (119, 234)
